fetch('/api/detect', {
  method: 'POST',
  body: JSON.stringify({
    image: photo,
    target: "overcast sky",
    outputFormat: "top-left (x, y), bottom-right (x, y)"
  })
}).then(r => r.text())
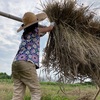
top-left (0, 0), bottom-right (100, 75)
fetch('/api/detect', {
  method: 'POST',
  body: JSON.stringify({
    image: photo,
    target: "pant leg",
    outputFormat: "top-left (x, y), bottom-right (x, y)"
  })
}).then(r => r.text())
top-left (12, 78), bottom-right (26, 100)
top-left (24, 65), bottom-right (41, 100)
top-left (19, 61), bottom-right (41, 100)
top-left (12, 61), bottom-right (26, 100)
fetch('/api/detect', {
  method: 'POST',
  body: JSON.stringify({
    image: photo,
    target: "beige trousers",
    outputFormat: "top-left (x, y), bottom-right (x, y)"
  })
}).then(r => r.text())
top-left (12, 61), bottom-right (41, 100)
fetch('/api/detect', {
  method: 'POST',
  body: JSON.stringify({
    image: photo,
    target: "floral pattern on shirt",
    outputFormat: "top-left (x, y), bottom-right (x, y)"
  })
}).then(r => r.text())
top-left (14, 28), bottom-right (40, 68)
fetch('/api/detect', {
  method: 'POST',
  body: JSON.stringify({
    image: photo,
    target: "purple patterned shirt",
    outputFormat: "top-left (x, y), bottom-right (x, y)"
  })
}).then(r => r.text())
top-left (14, 28), bottom-right (40, 69)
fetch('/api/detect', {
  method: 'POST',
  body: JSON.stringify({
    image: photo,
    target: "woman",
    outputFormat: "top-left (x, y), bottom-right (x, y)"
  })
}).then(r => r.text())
top-left (12, 12), bottom-right (54, 100)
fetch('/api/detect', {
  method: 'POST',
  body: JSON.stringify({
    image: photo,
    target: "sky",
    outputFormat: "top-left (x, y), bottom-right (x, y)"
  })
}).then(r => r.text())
top-left (0, 0), bottom-right (100, 76)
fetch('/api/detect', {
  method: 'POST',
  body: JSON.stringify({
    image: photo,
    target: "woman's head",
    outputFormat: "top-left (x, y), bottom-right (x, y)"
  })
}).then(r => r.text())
top-left (23, 22), bottom-right (38, 32)
top-left (17, 12), bottom-right (47, 32)
top-left (22, 22), bottom-right (38, 39)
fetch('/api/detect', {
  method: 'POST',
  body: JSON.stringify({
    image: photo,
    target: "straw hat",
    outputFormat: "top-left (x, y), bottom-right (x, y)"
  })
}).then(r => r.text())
top-left (17, 12), bottom-right (47, 32)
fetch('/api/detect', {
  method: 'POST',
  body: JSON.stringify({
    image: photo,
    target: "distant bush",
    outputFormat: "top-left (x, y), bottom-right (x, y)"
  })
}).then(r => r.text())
top-left (0, 72), bottom-right (11, 79)
top-left (40, 82), bottom-right (58, 85)
top-left (82, 81), bottom-right (95, 85)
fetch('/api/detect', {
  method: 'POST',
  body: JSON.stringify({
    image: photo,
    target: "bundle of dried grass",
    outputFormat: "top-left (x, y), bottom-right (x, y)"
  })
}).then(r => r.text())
top-left (41, 0), bottom-right (100, 87)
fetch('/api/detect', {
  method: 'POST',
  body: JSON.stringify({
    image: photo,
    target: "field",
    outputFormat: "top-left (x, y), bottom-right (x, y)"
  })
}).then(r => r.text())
top-left (0, 79), bottom-right (100, 100)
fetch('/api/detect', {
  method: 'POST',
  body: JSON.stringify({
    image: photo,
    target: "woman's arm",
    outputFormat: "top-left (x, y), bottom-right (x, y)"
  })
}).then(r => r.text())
top-left (39, 25), bottom-right (54, 36)
top-left (39, 22), bottom-right (55, 36)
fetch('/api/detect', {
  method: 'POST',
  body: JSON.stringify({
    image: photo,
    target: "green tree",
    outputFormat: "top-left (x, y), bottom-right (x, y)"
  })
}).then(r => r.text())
top-left (0, 72), bottom-right (11, 79)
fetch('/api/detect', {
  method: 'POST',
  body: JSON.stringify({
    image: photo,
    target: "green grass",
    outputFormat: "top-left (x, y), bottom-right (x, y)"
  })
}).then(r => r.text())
top-left (0, 79), bottom-right (100, 100)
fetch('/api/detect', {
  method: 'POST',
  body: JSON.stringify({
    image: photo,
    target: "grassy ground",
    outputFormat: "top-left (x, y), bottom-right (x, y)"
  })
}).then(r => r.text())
top-left (0, 79), bottom-right (100, 100)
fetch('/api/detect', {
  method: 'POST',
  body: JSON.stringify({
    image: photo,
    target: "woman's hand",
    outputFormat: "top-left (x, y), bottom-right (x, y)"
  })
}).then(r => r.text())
top-left (48, 22), bottom-right (55, 30)
top-left (39, 22), bottom-right (55, 33)
top-left (50, 22), bottom-right (55, 26)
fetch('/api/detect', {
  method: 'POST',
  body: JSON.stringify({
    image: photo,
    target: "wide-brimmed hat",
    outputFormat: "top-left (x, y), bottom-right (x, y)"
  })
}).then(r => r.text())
top-left (17, 12), bottom-right (47, 32)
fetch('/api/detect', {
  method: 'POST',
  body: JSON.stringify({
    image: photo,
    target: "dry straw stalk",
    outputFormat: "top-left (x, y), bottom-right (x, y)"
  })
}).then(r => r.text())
top-left (42, 0), bottom-right (100, 88)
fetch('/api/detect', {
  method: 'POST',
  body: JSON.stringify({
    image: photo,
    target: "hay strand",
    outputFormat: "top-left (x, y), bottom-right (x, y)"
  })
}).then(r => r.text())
top-left (41, 0), bottom-right (100, 90)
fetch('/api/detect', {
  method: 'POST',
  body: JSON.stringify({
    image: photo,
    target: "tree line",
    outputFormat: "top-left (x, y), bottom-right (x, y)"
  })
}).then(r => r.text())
top-left (0, 72), bottom-right (11, 79)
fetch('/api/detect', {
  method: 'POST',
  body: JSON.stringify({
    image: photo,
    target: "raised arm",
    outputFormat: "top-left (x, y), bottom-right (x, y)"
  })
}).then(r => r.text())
top-left (39, 22), bottom-right (55, 36)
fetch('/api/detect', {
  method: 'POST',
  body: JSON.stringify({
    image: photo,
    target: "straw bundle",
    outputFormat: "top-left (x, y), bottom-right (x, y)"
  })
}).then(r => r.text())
top-left (41, 0), bottom-right (100, 86)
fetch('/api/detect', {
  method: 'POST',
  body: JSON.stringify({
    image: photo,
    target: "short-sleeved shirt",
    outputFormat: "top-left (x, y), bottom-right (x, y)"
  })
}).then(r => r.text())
top-left (14, 28), bottom-right (40, 69)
